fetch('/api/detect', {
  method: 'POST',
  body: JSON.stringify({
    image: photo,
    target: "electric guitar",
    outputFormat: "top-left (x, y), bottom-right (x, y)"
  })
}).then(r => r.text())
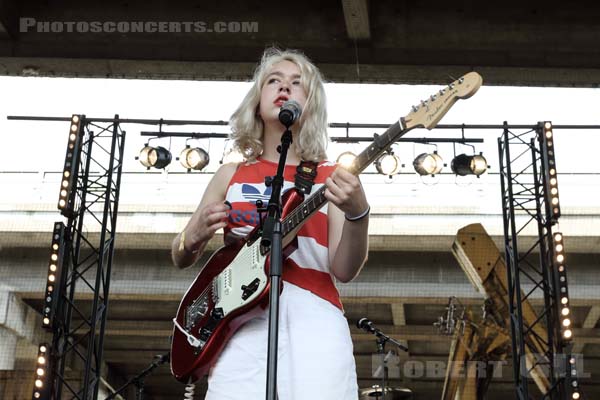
top-left (170, 72), bottom-right (483, 383)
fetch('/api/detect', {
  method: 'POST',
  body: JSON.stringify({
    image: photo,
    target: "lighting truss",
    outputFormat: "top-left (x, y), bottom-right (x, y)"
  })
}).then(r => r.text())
top-left (46, 115), bottom-right (126, 400)
top-left (498, 121), bottom-right (577, 399)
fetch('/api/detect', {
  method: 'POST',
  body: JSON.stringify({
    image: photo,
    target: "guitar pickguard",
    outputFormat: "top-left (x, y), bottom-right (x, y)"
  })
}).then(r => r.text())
top-left (209, 240), bottom-right (267, 316)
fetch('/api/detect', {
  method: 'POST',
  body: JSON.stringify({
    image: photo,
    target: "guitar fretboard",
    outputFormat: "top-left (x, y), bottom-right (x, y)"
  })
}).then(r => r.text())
top-left (281, 120), bottom-right (410, 238)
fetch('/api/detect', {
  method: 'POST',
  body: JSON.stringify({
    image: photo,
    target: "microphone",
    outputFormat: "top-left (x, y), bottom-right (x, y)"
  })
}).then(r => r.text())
top-left (356, 317), bottom-right (409, 352)
top-left (356, 317), bottom-right (376, 333)
top-left (278, 100), bottom-right (302, 127)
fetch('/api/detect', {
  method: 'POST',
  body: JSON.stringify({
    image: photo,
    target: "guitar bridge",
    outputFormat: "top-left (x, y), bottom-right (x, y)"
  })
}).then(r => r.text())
top-left (186, 292), bottom-right (210, 330)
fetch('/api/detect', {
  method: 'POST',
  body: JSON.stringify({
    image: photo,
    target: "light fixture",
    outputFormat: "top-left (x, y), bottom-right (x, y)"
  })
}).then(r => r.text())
top-left (539, 121), bottom-right (561, 221)
top-left (179, 147), bottom-right (210, 171)
top-left (336, 151), bottom-right (357, 169)
top-left (553, 231), bottom-right (573, 341)
top-left (413, 152), bottom-right (444, 176)
top-left (451, 153), bottom-right (488, 176)
top-left (32, 343), bottom-right (52, 399)
top-left (375, 153), bottom-right (401, 176)
top-left (42, 222), bottom-right (65, 330)
top-left (138, 145), bottom-right (172, 169)
top-left (58, 114), bottom-right (83, 215)
top-left (570, 364), bottom-right (580, 400)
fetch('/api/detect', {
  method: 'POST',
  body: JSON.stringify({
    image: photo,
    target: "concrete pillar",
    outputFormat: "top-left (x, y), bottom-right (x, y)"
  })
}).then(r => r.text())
top-left (0, 328), bottom-right (17, 369)
top-left (0, 288), bottom-right (47, 363)
top-left (0, 286), bottom-right (47, 399)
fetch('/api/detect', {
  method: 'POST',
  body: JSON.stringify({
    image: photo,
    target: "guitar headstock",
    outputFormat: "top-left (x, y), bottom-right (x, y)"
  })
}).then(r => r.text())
top-left (403, 72), bottom-right (483, 130)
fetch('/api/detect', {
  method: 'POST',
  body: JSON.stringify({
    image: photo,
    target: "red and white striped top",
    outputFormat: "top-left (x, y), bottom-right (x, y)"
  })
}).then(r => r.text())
top-left (224, 157), bottom-right (343, 310)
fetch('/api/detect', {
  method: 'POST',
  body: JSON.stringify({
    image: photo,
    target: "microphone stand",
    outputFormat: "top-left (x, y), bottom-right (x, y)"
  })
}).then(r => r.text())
top-left (105, 353), bottom-right (169, 400)
top-left (261, 125), bottom-right (293, 400)
top-left (375, 337), bottom-right (389, 400)
top-left (362, 322), bottom-right (409, 400)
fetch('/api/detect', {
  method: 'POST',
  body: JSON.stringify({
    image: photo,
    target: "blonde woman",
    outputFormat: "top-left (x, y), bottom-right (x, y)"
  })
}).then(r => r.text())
top-left (172, 48), bottom-right (369, 399)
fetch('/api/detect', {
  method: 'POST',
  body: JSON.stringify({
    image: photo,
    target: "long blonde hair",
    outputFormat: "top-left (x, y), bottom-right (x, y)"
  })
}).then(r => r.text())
top-left (229, 48), bottom-right (328, 162)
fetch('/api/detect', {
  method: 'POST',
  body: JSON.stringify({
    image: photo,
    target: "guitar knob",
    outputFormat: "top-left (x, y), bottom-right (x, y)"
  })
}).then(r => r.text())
top-left (212, 307), bottom-right (224, 319)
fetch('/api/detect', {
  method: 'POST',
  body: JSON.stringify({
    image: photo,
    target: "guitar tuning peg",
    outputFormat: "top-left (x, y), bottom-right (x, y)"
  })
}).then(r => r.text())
top-left (411, 105), bottom-right (419, 112)
top-left (430, 94), bottom-right (437, 101)
top-left (421, 100), bottom-right (428, 106)
top-left (439, 89), bottom-right (445, 95)
top-left (458, 77), bottom-right (464, 84)
top-left (448, 83), bottom-right (455, 89)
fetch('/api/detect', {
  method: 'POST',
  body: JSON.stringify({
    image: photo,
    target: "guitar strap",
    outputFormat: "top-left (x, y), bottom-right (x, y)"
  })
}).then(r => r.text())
top-left (294, 160), bottom-right (318, 194)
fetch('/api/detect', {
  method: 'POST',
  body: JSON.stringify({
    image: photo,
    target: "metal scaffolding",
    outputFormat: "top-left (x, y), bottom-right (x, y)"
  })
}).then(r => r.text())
top-left (498, 121), bottom-right (577, 400)
top-left (49, 115), bottom-right (126, 400)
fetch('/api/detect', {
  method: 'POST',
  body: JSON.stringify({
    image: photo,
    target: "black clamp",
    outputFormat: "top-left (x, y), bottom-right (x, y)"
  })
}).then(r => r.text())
top-left (294, 161), bottom-right (318, 194)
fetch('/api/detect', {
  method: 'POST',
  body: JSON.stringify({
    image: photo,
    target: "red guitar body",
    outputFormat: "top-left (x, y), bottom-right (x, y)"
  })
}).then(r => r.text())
top-left (170, 188), bottom-right (303, 383)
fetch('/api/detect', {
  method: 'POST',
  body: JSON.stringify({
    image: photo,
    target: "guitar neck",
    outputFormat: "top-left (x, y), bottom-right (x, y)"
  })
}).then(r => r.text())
top-left (281, 119), bottom-right (412, 238)
top-left (279, 71), bottom-right (484, 239)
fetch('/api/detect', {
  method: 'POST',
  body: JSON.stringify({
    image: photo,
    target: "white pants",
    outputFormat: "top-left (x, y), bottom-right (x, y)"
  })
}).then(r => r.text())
top-left (205, 282), bottom-right (358, 400)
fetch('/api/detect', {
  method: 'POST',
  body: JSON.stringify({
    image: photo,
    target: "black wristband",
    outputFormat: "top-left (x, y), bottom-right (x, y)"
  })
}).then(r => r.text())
top-left (345, 205), bottom-right (370, 222)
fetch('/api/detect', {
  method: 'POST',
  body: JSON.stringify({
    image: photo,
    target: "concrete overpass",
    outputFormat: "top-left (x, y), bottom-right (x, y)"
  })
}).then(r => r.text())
top-left (1, 0), bottom-right (600, 86)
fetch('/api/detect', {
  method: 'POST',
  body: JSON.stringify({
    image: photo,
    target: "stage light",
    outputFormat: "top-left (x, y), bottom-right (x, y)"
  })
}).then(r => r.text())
top-left (42, 222), bottom-right (65, 330)
top-left (450, 153), bottom-right (488, 176)
top-left (375, 153), bottom-right (401, 176)
top-left (179, 147), bottom-right (210, 171)
top-left (553, 230), bottom-right (573, 341)
top-left (336, 151), bottom-right (357, 169)
top-left (138, 145), bottom-right (172, 169)
top-left (58, 114), bottom-right (83, 215)
top-left (556, 244), bottom-right (563, 252)
top-left (32, 343), bottom-right (52, 399)
top-left (572, 392), bottom-right (580, 399)
top-left (539, 121), bottom-right (561, 221)
top-left (413, 152), bottom-right (443, 176)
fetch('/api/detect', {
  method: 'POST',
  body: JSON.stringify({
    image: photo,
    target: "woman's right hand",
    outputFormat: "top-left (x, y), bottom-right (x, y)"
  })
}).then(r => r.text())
top-left (172, 162), bottom-right (239, 269)
top-left (183, 201), bottom-right (231, 251)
